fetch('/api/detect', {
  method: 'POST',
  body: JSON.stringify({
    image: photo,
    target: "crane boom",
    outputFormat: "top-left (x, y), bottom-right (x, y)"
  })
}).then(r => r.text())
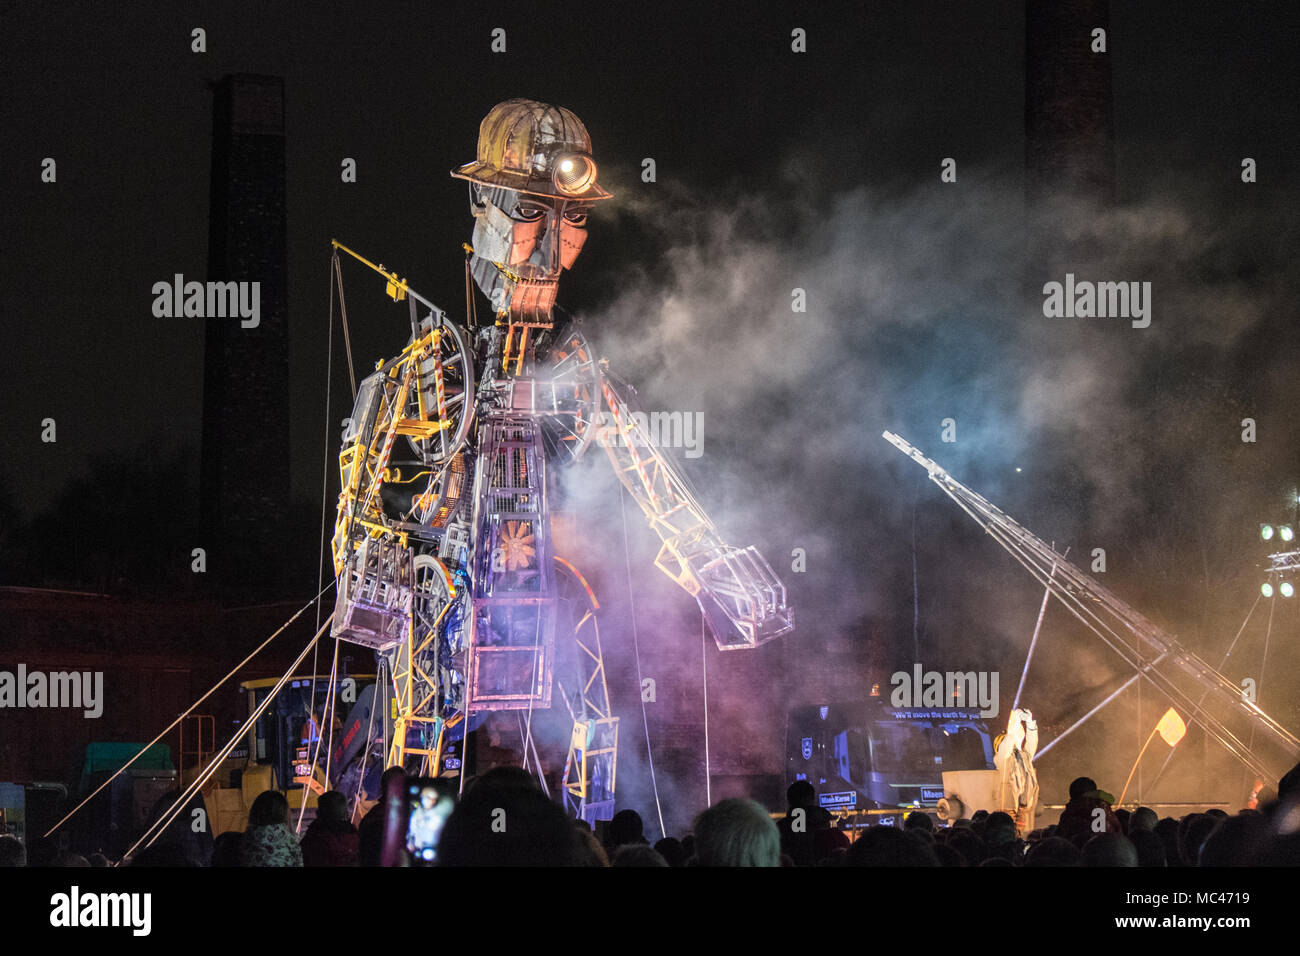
top-left (884, 431), bottom-right (1300, 784)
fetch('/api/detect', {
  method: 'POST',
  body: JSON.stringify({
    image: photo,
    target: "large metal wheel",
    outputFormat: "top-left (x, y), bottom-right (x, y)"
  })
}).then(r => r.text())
top-left (407, 313), bottom-right (475, 466)
top-left (392, 312), bottom-right (476, 529)
top-left (415, 553), bottom-right (471, 714)
top-left (379, 552), bottom-right (467, 773)
top-left (410, 552), bottom-right (462, 708)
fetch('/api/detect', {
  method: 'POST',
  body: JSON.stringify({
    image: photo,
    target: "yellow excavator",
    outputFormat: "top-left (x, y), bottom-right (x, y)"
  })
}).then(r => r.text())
top-left (181, 672), bottom-right (379, 835)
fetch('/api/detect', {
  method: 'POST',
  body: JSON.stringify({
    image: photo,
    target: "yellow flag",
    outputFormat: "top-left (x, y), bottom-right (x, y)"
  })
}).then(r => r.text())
top-left (1156, 708), bottom-right (1187, 747)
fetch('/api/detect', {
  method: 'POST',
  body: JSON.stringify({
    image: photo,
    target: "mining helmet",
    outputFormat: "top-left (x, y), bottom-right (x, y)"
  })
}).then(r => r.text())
top-left (451, 98), bottom-right (611, 202)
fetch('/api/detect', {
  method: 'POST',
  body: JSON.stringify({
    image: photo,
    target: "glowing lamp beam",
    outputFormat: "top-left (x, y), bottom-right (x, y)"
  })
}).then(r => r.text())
top-left (1119, 708), bottom-right (1186, 806)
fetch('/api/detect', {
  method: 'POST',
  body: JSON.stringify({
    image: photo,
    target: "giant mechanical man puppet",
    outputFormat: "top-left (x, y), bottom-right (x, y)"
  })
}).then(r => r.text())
top-left (327, 99), bottom-right (793, 823)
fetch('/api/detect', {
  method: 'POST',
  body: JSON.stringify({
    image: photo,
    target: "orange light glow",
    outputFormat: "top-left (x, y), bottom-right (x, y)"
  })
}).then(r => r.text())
top-left (1156, 708), bottom-right (1187, 747)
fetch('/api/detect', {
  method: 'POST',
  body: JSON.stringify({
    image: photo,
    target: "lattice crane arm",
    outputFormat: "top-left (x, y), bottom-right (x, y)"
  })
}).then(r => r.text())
top-left (599, 366), bottom-right (793, 650)
top-left (883, 431), bottom-right (1300, 784)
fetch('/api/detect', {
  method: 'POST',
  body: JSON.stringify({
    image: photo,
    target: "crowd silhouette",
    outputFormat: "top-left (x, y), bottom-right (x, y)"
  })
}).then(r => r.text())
top-left (4, 761), bottom-right (1298, 867)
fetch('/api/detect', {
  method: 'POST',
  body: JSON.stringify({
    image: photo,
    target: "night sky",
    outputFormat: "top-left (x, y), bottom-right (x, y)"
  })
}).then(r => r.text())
top-left (4, 2), bottom-right (1300, 821)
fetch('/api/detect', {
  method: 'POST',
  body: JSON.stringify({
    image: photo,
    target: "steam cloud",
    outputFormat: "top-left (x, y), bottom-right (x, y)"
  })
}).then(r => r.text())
top-left (541, 159), bottom-right (1300, 831)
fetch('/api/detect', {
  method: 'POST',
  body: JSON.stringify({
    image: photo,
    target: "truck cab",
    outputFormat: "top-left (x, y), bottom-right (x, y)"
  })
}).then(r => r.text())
top-left (191, 673), bottom-right (378, 835)
top-left (785, 698), bottom-right (996, 813)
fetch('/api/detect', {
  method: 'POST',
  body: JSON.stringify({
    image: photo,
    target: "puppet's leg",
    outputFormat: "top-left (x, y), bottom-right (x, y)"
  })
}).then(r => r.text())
top-left (554, 557), bottom-right (619, 824)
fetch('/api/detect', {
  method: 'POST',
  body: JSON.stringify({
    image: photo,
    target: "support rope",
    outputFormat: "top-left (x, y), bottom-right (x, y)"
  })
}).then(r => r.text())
top-left (44, 587), bottom-right (332, 838)
top-left (701, 611), bottom-right (711, 808)
top-left (119, 618), bottom-right (332, 862)
top-left (620, 482), bottom-right (665, 840)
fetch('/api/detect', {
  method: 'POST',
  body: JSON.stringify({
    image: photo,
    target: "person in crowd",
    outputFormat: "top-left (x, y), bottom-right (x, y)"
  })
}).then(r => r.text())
top-left (611, 844), bottom-right (669, 867)
top-left (845, 825), bottom-right (939, 866)
top-left (933, 843), bottom-right (969, 866)
top-left (777, 780), bottom-right (833, 866)
top-left (653, 836), bottom-right (686, 867)
top-left (1025, 836), bottom-right (1081, 867)
top-left (693, 798), bottom-right (780, 867)
top-left (1276, 761), bottom-right (1300, 803)
top-left (946, 827), bottom-right (988, 866)
top-left (211, 830), bottom-right (243, 867)
top-left (129, 843), bottom-right (193, 866)
top-left (238, 790), bottom-right (303, 867)
top-left (437, 781), bottom-right (585, 866)
top-left (680, 833), bottom-right (696, 862)
top-left (300, 790), bottom-right (359, 866)
top-left (1128, 829), bottom-right (1166, 866)
top-left (983, 811), bottom-right (1025, 864)
top-left (812, 825), bottom-right (851, 864)
top-left (904, 810), bottom-right (935, 835)
top-left (605, 809), bottom-right (648, 852)
top-left (1178, 813), bottom-right (1220, 866)
top-left (1081, 832), bottom-right (1137, 866)
top-left (1153, 817), bottom-right (1183, 867)
top-left (359, 765), bottom-right (408, 866)
top-left (572, 821), bottom-right (608, 866)
top-left (1197, 812), bottom-right (1270, 866)
top-left (1055, 776), bottom-right (1121, 848)
top-left (1129, 806), bottom-right (1158, 834)
top-left (141, 788), bottom-right (214, 867)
